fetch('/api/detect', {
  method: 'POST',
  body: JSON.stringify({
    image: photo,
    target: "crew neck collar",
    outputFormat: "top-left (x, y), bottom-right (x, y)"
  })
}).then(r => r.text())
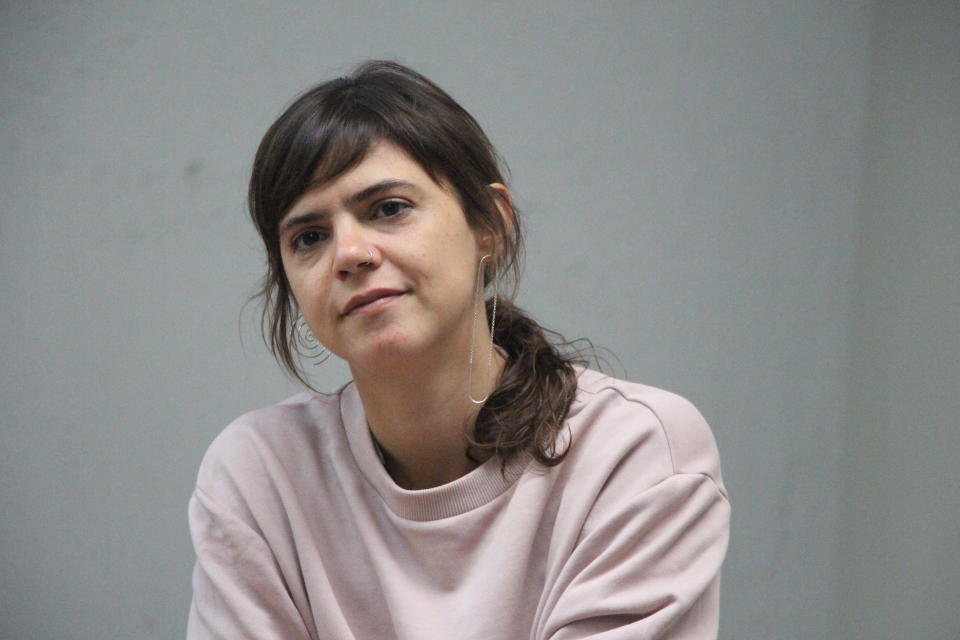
top-left (339, 380), bottom-right (529, 521)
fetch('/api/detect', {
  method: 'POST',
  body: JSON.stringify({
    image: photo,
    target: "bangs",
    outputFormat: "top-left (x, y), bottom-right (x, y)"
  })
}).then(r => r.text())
top-left (264, 111), bottom-right (382, 232)
top-left (261, 104), bottom-right (453, 235)
top-left (308, 100), bottom-right (396, 188)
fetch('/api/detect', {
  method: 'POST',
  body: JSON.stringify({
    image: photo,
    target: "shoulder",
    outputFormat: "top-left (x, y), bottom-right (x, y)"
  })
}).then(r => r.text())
top-left (565, 368), bottom-right (726, 495)
top-left (193, 384), bottom-right (348, 502)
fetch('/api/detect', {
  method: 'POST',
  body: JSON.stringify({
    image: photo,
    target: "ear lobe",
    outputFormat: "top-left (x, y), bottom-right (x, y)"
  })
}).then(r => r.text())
top-left (476, 231), bottom-right (495, 255)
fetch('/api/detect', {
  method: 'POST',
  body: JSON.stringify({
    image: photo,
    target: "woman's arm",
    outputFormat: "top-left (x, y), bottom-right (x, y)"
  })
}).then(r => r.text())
top-left (534, 471), bottom-right (730, 640)
top-left (186, 485), bottom-right (315, 640)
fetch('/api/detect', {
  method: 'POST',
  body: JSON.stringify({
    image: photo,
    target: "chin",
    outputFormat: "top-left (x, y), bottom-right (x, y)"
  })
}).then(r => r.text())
top-left (349, 330), bottom-right (427, 369)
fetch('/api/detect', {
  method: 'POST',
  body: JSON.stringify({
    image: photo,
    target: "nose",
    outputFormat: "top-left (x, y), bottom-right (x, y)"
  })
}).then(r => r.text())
top-left (331, 222), bottom-right (378, 278)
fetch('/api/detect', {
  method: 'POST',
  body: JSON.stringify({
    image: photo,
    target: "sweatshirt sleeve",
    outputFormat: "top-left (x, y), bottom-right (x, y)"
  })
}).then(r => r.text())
top-left (186, 485), bottom-right (313, 640)
top-left (535, 472), bottom-right (730, 640)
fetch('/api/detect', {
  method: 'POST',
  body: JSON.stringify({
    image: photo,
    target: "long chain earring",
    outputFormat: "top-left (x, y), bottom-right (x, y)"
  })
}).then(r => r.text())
top-left (293, 312), bottom-right (328, 365)
top-left (469, 254), bottom-right (498, 404)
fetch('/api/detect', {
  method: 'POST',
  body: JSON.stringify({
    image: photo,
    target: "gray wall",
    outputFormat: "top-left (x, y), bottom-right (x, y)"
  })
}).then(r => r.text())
top-left (838, 2), bottom-right (960, 638)
top-left (0, 2), bottom-right (955, 639)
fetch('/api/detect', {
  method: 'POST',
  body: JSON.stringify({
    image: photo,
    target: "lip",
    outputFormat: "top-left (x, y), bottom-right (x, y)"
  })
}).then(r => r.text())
top-left (343, 288), bottom-right (407, 317)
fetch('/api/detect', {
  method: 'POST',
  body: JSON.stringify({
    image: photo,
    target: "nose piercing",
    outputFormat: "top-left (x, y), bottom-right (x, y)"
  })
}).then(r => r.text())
top-left (359, 249), bottom-right (374, 267)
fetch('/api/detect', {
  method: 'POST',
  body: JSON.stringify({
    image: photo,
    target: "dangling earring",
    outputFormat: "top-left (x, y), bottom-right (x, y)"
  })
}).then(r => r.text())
top-left (293, 312), bottom-right (328, 365)
top-left (469, 254), bottom-right (498, 404)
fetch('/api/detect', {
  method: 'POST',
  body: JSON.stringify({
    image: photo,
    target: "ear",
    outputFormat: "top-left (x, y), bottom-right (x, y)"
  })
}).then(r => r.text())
top-left (488, 183), bottom-right (514, 233)
top-left (475, 183), bottom-right (514, 255)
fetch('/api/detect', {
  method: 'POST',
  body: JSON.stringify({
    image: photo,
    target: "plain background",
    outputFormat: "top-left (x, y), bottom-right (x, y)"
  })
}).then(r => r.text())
top-left (1, 1), bottom-right (957, 639)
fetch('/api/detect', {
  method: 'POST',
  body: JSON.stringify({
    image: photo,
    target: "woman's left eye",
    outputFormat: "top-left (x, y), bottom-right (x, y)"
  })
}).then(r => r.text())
top-left (372, 200), bottom-right (410, 219)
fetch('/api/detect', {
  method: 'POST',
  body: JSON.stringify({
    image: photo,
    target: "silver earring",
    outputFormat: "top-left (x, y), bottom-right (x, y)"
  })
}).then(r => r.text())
top-left (468, 254), bottom-right (498, 404)
top-left (293, 312), bottom-right (328, 364)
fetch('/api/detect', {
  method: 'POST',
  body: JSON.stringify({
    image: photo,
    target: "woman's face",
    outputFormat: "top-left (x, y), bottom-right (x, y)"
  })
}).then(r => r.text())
top-left (278, 141), bottom-right (499, 372)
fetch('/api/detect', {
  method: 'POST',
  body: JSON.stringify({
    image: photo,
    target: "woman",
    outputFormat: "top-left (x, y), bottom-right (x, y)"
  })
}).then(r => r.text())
top-left (187, 60), bottom-right (730, 639)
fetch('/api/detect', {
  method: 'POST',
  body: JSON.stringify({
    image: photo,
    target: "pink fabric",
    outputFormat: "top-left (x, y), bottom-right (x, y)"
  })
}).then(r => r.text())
top-left (187, 369), bottom-right (730, 639)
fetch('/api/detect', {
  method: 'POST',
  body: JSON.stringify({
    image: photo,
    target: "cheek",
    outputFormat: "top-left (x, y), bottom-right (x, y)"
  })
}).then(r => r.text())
top-left (284, 268), bottom-right (307, 307)
top-left (421, 236), bottom-right (474, 291)
top-left (286, 266), bottom-right (330, 315)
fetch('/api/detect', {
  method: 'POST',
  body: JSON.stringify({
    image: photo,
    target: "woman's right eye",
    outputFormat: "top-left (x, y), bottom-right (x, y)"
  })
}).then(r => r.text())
top-left (293, 229), bottom-right (327, 252)
top-left (372, 199), bottom-right (411, 220)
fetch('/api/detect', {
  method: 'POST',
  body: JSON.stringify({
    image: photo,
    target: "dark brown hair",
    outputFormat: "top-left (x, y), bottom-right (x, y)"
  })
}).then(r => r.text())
top-left (247, 60), bottom-right (585, 468)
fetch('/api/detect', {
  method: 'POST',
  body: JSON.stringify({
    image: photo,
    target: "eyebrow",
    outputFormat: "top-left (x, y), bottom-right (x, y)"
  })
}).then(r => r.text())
top-left (278, 179), bottom-right (420, 236)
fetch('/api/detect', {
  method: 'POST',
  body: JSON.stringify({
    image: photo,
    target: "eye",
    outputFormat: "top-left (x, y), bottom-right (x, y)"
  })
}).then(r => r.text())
top-left (372, 199), bottom-right (411, 220)
top-left (292, 229), bottom-right (328, 252)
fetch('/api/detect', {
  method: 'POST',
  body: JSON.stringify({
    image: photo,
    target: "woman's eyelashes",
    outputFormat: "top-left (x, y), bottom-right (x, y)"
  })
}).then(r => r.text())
top-left (371, 199), bottom-right (411, 220)
top-left (292, 228), bottom-right (329, 252)
top-left (291, 200), bottom-right (412, 252)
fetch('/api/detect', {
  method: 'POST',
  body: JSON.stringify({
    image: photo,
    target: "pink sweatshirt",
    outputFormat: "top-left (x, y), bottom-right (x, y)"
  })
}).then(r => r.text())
top-left (187, 368), bottom-right (730, 639)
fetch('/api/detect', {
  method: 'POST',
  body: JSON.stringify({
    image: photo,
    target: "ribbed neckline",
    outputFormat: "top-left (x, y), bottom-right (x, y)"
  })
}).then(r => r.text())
top-left (339, 380), bottom-right (530, 522)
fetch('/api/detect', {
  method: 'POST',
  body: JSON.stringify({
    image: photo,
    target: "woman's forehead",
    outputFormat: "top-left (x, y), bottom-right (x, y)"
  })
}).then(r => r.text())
top-left (281, 141), bottom-right (452, 223)
top-left (317, 140), bottom-right (452, 195)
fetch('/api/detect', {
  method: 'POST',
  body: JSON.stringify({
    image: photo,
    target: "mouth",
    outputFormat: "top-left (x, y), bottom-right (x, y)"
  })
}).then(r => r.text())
top-left (343, 289), bottom-right (407, 317)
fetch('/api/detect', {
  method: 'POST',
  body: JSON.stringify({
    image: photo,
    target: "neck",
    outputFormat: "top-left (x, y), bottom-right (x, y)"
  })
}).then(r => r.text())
top-left (351, 336), bottom-right (505, 490)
